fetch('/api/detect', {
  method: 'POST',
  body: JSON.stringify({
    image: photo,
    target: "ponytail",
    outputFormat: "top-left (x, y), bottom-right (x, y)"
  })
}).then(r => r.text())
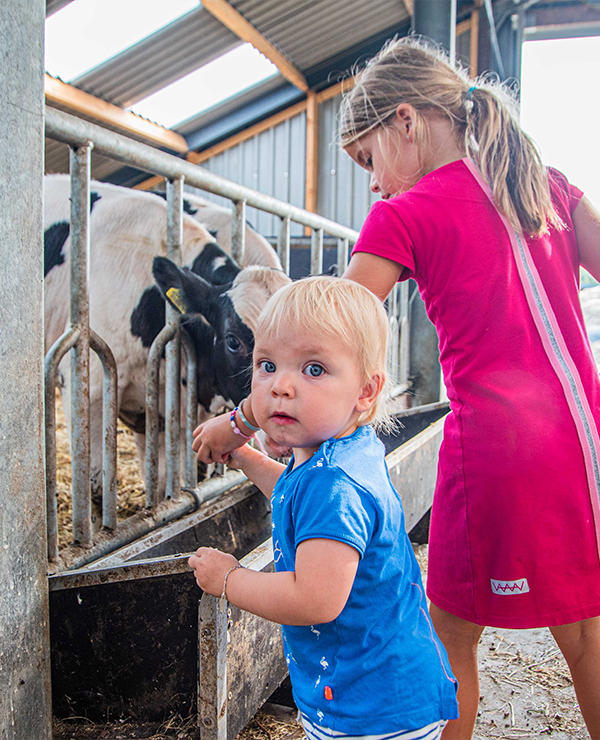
top-left (340, 37), bottom-right (561, 237)
top-left (465, 84), bottom-right (562, 236)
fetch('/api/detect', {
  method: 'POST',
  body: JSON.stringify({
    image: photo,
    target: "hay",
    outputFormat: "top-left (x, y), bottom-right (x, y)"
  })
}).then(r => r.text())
top-left (54, 389), bottom-right (146, 548)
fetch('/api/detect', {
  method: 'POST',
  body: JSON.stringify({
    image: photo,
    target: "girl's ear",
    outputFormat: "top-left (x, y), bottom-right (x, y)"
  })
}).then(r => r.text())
top-left (394, 103), bottom-right (416, 141)
top-left (356, 374), bottom-right (385, 413)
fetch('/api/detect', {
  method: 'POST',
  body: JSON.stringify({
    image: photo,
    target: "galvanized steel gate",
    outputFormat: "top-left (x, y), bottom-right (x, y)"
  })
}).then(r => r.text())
top-left (43, 105), bottom-right (412, 571)
top-left (38, 105), bottom-right (428, 739)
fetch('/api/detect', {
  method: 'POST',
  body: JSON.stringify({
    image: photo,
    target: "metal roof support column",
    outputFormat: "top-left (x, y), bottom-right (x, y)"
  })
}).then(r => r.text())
top-left (410, 0), bottom-right (457, 405)
top-left (0, 0), bottom-right (52, 737)
top-left (413, 0), bottom-right (457, 63)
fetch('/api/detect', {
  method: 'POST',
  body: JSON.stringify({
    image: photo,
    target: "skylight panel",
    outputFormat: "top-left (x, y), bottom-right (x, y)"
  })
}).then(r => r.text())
top-left (127, 44), bottom-right (279, 130)
top-left (45, 0), bottom-right (199, 82)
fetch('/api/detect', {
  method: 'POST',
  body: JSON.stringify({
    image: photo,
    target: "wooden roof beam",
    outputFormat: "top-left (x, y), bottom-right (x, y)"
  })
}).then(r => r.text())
top-left (44, 74), bottom-right (189, 154)
top-left (201, 0), bottom-right (309, 92)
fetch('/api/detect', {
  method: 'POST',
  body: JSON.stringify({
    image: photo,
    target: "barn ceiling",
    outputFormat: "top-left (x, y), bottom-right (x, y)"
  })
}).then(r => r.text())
top-left (44, 0), bottom-right (600, 184)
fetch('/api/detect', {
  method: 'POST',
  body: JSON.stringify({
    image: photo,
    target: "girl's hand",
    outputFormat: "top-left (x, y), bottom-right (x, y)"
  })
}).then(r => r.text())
top-left (192, 412), bottom-right (246, 464)
top-left (188, 547), bottom-right (240, 596)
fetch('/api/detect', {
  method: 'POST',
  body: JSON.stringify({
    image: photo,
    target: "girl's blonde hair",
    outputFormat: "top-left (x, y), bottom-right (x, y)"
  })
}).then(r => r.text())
top-left (339, 36), bottom-right (561, 237)
top-left (255, 276), bottom-right (390, 428)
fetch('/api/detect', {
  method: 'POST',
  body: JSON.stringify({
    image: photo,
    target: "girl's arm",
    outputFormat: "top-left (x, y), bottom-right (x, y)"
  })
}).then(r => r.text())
top-left (575, 196), bottom-right (600, 283)
top-left (342, 252), bottom-right (404, 301)
top-left (188, 538), bottom-right (360, 625)
top-left (228, 443), bottom-right (286, 498)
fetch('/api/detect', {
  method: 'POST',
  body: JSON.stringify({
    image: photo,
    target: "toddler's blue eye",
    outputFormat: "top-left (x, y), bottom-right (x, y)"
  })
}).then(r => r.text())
top-left (304, 364), bottom-right (325, 377)
top-left (259, 360), bottom-right (276, 373)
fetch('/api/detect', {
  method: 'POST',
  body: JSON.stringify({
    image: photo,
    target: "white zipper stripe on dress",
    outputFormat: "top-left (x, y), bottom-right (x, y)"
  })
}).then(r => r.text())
top-left (463, 158), bottom-right (600, 558)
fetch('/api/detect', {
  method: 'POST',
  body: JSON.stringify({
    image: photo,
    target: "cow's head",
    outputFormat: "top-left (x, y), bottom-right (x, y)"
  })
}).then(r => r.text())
top-left (152, 249), bottom-right (290, 411)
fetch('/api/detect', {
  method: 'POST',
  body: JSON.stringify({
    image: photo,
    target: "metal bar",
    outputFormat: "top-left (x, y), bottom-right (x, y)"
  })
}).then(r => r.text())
top-left (48, 488), bottom-right (200, 573)
top-left (165, 177), bottom-right (183, 502)
top-left (399, 282), bottom-right (410, 387)
top-left (89, 329), bottom-right (118, 530)
top-left (277, 215), bottom-right (291, 275)
top-left (0, 2), bottom-right (51, 734)
top-left (198, 538), bottom-right (275, 740)
top-left (69, 144), bottom-right (93, 546)
top-left (388, 286), bottom-right (400, 386)
top-left (44, 327), bottom-right (81, 561)
top-left (182, 330), bottom-right (199, 489)
top-left (45, 107), bottom-right (359, 242)
top-left (199, 586), bottom-right (229, 740)
top-left (337, 238), bottom-right (349, 275)
top-left (74, 472), bottom-right (249, 572)
top-left (232, 199), bottom-right (246, 266)
top-left (311, 228), bottom-right (323, 276)
top-left (145, 320), bottom-right (178, 508)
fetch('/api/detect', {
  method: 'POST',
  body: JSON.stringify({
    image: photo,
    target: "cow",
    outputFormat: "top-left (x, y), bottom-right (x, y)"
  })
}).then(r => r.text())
top-left (151, 190), bottom-right (282, 270)
top-left (44, 175), bottom-right (290, 507)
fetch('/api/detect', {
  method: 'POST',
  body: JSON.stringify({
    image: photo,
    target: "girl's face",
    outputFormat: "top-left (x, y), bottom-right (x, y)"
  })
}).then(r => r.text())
top-left (345, 113), bottom-right (422, 198)
top-left (251, 328), bottom-right (378, 468)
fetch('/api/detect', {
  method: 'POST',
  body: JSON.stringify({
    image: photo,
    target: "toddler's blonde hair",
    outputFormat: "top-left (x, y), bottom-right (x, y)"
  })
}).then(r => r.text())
top-left (254, 276), bottom-right (390, 428)
top-left (339, 36), bottom-right (562, 237)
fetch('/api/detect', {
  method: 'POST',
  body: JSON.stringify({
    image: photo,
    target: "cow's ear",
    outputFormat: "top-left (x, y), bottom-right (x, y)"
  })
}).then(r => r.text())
top-left (152, 256), bottom-right (211, 315)
top-left (191, 242), bottom-right (240, 286)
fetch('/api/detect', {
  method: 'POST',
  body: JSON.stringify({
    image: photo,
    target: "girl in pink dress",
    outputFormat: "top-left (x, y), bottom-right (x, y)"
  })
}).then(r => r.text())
top-left (193, 37), bottom-right (600, 739)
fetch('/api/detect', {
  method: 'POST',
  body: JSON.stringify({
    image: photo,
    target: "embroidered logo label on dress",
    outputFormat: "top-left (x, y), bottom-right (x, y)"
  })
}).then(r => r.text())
top-left (490, 578), bottom-right (530, 595)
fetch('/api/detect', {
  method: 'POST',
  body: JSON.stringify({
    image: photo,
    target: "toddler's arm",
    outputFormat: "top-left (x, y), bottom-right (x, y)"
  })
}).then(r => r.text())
top-left (575, 196), bottom-right (600, 282)
top-left (188, 537), bottom-right (359, 626)
top-left (228, 443), bottom-right (286, 498)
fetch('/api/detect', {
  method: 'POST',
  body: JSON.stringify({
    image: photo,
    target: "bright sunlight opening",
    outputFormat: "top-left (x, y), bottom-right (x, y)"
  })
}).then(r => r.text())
top-left (521, 35), bottom-right (600, 209)
top-left (45, 0), bottom-right (199, 82)
top-left (127, 44), bottom-right (279, 130)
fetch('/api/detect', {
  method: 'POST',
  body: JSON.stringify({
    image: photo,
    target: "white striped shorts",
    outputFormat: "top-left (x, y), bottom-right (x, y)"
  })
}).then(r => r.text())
top-left (300, 714), bottom-right (447, 740)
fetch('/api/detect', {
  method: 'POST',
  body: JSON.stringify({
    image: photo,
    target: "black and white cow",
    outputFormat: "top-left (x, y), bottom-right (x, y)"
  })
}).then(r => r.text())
top-left (44, 175), bottom-right (290, 498)
top-left (152, 190), bottom-right (282, 270)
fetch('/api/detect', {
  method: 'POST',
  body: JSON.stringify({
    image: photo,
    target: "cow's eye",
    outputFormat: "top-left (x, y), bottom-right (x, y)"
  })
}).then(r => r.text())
top-left (225, 334), bottom-right (241, 353)
top-left (304, 363), bottom-right (325, 377)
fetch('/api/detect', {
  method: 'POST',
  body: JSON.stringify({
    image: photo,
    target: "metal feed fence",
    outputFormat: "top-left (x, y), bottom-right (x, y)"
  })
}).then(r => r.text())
top-left (44, 106), bottom-right (410, 572)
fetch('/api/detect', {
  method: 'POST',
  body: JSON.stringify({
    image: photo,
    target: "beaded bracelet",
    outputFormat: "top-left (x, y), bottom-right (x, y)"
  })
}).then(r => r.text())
top-left (238, 398), bottom-right (260, 432)
top-left (230, 408), bottom-right (254, 440)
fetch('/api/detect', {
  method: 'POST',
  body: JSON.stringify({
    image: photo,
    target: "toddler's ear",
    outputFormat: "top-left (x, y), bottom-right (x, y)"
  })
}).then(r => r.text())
top-left (356, 374), bottom-right (385, 413)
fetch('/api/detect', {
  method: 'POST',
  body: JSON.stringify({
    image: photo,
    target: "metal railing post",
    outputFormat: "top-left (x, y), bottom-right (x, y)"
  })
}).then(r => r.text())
top-left (337, 237), bottom-right (349, 275)
top-left (70, 143), bottom-right (93, 546)
top-left (311, 228), bottom-right (324, 276)
top-left (165, 177), bottom-right (184, 501)
top-left (277, 215), bottom-right (291, 275)
top-left (232, 199), bottom-right (246, 266)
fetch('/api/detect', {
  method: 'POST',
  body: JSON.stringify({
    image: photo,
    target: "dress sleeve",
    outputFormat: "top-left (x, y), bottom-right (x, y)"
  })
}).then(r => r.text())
top-left (351, 199), bottom-right (416, 281)
top-left (292, 467), bottom-right (376, 557)
top-left (547, 167), bottom-right (584, 215)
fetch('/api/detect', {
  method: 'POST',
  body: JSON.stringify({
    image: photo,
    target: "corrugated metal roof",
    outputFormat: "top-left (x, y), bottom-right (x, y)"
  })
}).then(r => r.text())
top-left (43, 0), bottom-right (411, 183)
top-left (70, 6), bottom-right (241, 107)
top-left (45, 0), bottom-right (409, 128)
top-left (232, 0), bottom-right (409, 71)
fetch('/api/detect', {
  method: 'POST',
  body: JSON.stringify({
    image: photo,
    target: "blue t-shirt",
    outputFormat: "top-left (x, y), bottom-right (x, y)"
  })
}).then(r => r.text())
top-left (271, 426), bottom-right (459, 734)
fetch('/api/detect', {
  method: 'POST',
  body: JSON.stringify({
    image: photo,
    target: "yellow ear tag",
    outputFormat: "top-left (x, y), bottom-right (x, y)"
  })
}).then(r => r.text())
top-left (166, 287), bottom-right (188, 314)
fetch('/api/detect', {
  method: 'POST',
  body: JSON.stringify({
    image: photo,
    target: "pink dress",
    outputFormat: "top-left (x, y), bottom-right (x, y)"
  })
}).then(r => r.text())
top-left (353, 158), bottom-right (600, 628)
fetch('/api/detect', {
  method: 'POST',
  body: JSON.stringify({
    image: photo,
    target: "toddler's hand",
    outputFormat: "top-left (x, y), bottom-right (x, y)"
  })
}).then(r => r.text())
top-left (188, 547), bottom-right (240, 597)
top-left (192, 411), bottom-right (246, 464)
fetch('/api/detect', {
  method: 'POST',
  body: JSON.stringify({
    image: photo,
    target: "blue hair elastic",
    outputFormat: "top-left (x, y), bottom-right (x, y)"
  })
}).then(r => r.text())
top-left (466, 86), bottom-right (477, 101)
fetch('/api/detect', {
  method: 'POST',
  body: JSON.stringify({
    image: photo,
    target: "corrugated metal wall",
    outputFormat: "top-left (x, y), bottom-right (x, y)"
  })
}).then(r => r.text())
top-left (318, 93), bottom-right (379, 232)
top-left (187, 93), bottom-right (379, 238)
